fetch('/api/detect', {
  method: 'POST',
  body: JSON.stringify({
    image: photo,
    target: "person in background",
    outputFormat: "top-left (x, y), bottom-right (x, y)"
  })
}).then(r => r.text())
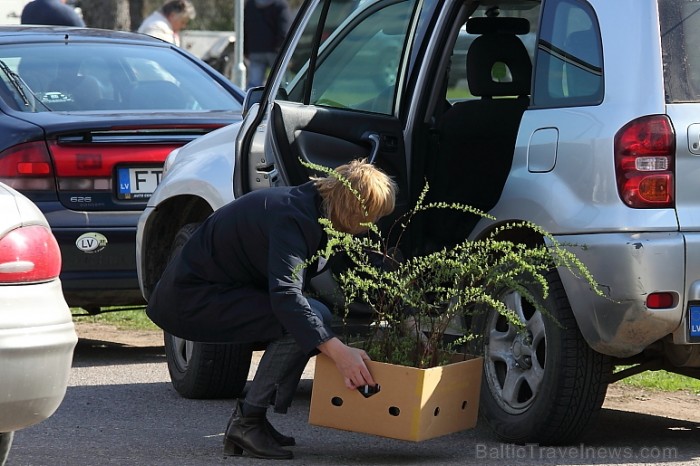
top-left (21, 0), bottom-right (85, 27)
top-left (146, 159), bottom-right (397, 459)
top-left (244, 0), bottom-right (292, 89)
top-left (137, 0), bottom-right (196, 47)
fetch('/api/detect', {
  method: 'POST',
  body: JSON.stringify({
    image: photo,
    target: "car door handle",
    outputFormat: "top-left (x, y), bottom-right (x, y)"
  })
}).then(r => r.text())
top-left (362, 132), bottom-right (381, 164)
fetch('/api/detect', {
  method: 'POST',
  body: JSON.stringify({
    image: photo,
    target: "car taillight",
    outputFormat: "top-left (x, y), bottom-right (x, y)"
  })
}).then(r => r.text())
top-left (0, 225), bottom-right (61, 283)
top-left (614, 115), bottom-right (675, 208)
top-left (48, 142), bottom-right (179, 191)
top-left (0, 141), bottom-right (56, 191)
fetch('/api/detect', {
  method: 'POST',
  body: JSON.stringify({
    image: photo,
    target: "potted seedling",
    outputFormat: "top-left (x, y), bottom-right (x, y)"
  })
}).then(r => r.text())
top-left (303, 162), bottom-right (603, 441)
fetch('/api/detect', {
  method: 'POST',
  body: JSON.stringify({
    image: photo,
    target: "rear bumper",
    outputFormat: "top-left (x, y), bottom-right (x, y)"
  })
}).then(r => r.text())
top-left (555, 232), bottom-right (688, 358)
top-left (41, 205), bottom-right (144, 308)
top-left (54, 226), bottom-right (144, 308)
top-left (0, 280), bottom-right (77, 432)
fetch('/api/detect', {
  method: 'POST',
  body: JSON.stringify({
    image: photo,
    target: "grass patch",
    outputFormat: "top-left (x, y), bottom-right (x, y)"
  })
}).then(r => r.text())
top-left (618, 368), bottom-right (700, 394)
top-left (72, 307), bottom-right (159, 331)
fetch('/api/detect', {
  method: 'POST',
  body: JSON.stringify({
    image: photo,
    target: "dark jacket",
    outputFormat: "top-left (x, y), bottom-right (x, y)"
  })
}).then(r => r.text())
top-left (146, 182), bottom-right (334, 355)
top-left (21, 0), bottom-right (85, 27)
top-left (243, 0), bottom-right (292, 56)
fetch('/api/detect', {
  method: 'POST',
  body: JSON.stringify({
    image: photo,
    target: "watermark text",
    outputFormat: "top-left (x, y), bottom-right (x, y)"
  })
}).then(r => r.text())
top-left (475, 443), bottom-right (678, 461)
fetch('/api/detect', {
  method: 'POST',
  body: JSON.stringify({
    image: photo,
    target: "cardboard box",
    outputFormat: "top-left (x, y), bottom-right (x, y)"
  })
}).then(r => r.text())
top-left (309, 353), bottom-right (483, 442)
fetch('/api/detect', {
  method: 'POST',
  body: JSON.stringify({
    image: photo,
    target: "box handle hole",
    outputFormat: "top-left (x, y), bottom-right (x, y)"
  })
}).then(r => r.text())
top-left (357, 384), bottom-right (381, 398)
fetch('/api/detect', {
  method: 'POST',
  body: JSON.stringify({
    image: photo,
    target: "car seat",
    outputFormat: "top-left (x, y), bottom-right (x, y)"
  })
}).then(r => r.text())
top-left (427, 16), bottom-right (532, 248)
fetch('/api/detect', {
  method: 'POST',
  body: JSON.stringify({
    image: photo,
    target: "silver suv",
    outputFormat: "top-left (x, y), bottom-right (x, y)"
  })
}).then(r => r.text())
top-left (137, 0), bottom-right (700, 445)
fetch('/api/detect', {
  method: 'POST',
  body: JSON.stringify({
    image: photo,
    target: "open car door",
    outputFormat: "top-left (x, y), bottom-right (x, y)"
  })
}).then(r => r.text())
top-left (235, 0), bottom-right (419, 219)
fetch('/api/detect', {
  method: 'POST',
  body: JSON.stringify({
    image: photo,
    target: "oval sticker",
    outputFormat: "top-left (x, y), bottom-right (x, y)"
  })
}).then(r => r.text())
top-left (75, 232), bottom-right (108, 253)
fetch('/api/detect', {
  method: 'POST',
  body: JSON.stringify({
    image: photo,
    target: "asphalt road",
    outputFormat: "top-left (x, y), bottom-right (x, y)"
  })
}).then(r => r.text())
top-left (6, 336), bottom-right (700, 466)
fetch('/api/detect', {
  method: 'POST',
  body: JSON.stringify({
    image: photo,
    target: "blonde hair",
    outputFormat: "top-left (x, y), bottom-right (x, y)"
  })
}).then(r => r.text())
top-left (314, 159), bottom-right (397, 235)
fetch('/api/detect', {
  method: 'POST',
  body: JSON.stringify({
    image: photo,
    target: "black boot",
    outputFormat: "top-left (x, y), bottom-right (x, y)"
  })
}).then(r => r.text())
top-left (226, 400), bottom-right (295, 447)
top-left (223, 410), bottom-right (293, 459)
top-left (265, 418), bottom-right (296, 447)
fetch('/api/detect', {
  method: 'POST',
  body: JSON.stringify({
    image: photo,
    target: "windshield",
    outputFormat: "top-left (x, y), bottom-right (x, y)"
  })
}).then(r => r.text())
top-left (0, 43), bottom-right (242, 112)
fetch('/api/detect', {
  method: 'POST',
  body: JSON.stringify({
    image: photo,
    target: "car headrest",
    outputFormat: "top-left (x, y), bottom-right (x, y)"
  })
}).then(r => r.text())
top-left (466, 29), bottom-right (532, 97)
top-left (466, 17), bottom-right (530, 35)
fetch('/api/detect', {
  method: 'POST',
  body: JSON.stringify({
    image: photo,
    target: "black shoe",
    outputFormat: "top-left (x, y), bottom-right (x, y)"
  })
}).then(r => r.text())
top-left (265, 418), bottom-right (296, 447)
top-left (227, 400), bottom-right (295, 447)
top-left (223, 409), bottom-right (293, 459)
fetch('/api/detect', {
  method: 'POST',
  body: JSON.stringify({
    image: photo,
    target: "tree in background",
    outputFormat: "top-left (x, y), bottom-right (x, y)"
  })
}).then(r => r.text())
top-left (80, 0), bottom-right (131, 30)
top-left (79, 0), bottom-right (238, 31)
top-left (128, 0), bottom-right (144, 28)
top-left (187, 0), bottom-right (234, 31)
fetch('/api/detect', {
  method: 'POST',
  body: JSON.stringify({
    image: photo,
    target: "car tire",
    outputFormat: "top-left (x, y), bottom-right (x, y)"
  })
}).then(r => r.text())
top-left (0, 431), bottom-right (13, 465)
top-left (162, 223), bottom-right (253, 399)
top-left (164, 332), bottom-right (252, 399)
top-left (473, 269), bottom-right (612, 445)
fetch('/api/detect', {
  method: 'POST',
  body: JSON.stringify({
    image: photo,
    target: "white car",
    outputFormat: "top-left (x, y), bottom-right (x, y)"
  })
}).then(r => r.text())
top-left (0, 182), bottom-right (77, 465)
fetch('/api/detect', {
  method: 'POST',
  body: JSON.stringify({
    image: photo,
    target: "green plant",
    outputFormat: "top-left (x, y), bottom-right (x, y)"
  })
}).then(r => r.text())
top-left (301, 161), bottom-right (605, 369)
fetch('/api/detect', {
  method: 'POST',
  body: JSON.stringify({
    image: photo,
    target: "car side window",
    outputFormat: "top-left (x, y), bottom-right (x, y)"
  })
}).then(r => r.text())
top-left (532, 0), bottom-right (603, 107)
top-left (278, 0), bottom-right (416, 115)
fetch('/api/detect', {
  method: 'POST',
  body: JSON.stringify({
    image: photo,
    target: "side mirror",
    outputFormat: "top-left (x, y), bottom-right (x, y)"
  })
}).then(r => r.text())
top-left (243, 86), bottom-right (265, 117)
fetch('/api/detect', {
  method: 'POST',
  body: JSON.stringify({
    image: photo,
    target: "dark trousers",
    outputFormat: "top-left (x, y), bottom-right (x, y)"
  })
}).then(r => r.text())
top-left (244, 298), bottom-right (332, 413)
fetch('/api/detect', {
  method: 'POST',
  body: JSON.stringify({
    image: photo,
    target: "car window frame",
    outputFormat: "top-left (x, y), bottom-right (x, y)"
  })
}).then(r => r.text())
top-left (273, 0), bottom-right (419, 116)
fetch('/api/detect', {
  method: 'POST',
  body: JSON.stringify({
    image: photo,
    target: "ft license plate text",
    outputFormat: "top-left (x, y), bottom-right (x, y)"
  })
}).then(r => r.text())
top-left (118, 167), bottom-right (163, 200)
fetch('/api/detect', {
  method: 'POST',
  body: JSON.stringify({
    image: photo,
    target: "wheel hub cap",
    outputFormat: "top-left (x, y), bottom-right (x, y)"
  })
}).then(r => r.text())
top-left (511, 333), bottom-right (532, 369)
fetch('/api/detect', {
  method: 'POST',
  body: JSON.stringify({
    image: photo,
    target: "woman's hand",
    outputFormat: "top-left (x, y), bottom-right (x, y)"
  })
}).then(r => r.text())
top-left (318, 337), bottom-right (376, 389)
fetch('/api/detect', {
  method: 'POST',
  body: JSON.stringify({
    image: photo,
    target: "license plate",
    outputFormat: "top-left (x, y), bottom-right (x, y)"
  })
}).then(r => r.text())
top-left (117, 167), bottom-right (163, 200)
top-left (690, 305), bottom-right (700, 338)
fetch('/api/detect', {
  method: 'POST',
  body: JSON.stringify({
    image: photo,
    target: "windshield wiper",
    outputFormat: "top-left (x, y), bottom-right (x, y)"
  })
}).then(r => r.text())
top-left (0, 59), bottom-right (50, 111)
top-left (0, 59), bottom-right (31, 106)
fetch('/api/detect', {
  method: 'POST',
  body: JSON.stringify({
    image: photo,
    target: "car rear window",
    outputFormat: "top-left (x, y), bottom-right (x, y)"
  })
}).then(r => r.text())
top-left (0, 43), bottom-right (241, 112)
top-left (660, 0), bottom-right (700, 103)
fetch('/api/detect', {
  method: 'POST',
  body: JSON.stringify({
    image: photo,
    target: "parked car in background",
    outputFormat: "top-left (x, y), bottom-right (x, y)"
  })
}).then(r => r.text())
top-left (0, 182), bottom-right (77, 465)
top-left (138, 0), bottom-right (700, 447)
top-left (0, 26), bottom-right (244, 313)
